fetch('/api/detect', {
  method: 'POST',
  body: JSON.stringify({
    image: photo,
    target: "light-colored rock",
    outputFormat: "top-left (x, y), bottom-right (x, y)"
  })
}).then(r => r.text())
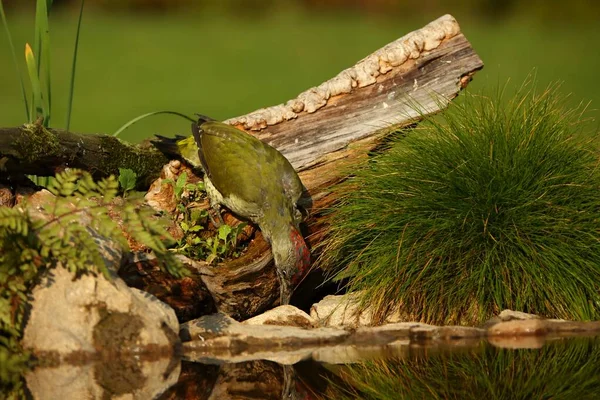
top-left (436, 326), bottom-right (486, 339)
top-left (0, 183), bottom-right (13, 207)
top-left (181, 313), bottom-right (350, 364)
top-left (22, 264), bottom-right (179, 358)
top-left (353, 322), bottom-right (437, 342)
top-left (145, 160), bottom-right (204, 214)
top-left (14, 185), bottom-right (42, 205)
top-left (181, 313), bottom-right (349, 346)
top-left (487, 319), bottom-right (548, 337)
top-left (25, 357), bottom-right (180, 400)
top-left (498, 310), bottom-right (541, 321)
top-left (545, 320), bottom-right (600, 334)
top-left (310, 293), bottom-right (403, 328)
top-left (242, 305), bottom-right (317, 328)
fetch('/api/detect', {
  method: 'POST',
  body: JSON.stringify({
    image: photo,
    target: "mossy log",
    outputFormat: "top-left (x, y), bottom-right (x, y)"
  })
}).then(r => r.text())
top-left (0, 124), bottom-right (168, 188)
top-left (2, 15), bottom-right (483, 319)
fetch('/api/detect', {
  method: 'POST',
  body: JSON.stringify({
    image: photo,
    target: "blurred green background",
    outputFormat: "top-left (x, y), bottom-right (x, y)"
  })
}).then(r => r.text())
top-left (0, 0), bottom-right (598, 142)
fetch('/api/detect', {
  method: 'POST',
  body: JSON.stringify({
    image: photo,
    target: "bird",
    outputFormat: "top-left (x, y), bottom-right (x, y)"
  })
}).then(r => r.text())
top-left (153, 115), bottom-right (310, 304)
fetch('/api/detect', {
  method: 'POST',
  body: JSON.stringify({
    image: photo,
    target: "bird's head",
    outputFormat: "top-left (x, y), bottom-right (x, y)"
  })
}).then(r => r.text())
top-left (271, 224), bottom-right (311, 304)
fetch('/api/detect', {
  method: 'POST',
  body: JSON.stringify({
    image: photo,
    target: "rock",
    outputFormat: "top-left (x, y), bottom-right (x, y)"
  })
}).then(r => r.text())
top-left (487, 319), bottom-right (549, 337)
top-left (145, 161), bottom-right (203, 214)
top-left (0, 183), bottom-right (13, 207)
top-left (25, 357), bottom-right (180, 400)
top-left (353, 322), bottom-right (438, 343)
top-left (181, 313), bottom-right (350, 364)
top-left (13, 185), bottom-right (40, 205)
top-left (310, 293), bottom-right (404, 327)
top-left (22, 264), bottom-right (179, 359)
top-left (242, 305), bottom-right (317, 328)
top-left (498, 309), bottom-right (541, 321)
top-left (545, 320), bottom-right (600, 334)
top-left (436, 326), bottom-right (486, 340)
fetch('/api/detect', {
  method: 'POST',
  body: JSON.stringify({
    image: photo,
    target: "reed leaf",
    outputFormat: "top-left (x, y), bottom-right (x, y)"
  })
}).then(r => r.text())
top-left (34, 0), bottom-right (51, 125)
top-left (66, 0), bottom-right (85, 132)
top-left (0, 0), bottom-right (30, 122)
top-left (24, 43), bottom-right (44, 120)
top-left (113, 111), bottom-right (195, 137)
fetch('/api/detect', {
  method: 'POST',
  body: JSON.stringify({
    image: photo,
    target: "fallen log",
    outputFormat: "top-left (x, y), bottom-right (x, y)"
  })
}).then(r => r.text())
top-left (3, 15), bottom-right (483, 320)
top-left (0, 125), bottom-right (169, 188)
top-left (124, 15), bottom-right (483, 319)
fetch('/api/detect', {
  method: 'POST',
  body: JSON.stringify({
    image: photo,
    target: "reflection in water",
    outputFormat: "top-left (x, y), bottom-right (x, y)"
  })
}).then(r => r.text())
top-left (21, 337), bottom-right (600, 399)
top-left (314, 338), bottom-right (600, 400)
top-left (158, 361), bottom-right (309, 400)
top-left (24, 355), bottom-right (181, 400)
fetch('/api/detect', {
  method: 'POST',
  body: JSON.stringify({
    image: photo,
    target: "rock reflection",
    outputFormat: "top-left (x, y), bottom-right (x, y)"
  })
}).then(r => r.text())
top-left (25, 355), bottom-right (180, 400)
top-left (22, 337), bottom-right (600, 399)
top-left (158, 361), bottom-right (309, 400)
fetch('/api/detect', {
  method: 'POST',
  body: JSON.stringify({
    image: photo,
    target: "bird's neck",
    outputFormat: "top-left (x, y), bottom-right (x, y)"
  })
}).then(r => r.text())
top-left (263, 221), bottom-right (310, 285)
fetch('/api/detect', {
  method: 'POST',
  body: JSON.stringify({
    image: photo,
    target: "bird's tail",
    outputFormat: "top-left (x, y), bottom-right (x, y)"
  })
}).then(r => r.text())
top-left (194, 114), bottom-right (215, 125)
top-left (191, 113), bottom-right (217, 146)
top-left (152, 134), bottom-right (202, 167)
top-left (151, 134), bottom-right (187, 159)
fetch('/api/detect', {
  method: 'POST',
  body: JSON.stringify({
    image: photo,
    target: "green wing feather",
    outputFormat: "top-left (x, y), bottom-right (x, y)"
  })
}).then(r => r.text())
top-left (193, 120), bottom-right (303, 207)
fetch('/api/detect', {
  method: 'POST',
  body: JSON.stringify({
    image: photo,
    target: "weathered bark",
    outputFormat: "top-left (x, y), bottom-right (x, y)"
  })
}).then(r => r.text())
top-left (4, 15), bottom-right (483, 320)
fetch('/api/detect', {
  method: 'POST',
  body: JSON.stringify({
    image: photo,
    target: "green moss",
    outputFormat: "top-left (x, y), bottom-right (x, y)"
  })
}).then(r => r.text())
top-left (320, 83), bottom-right (600, 325)
top-left (96, 135), bottom-right (168, 188)
top-left (16, 124), bottom-right (60, 162)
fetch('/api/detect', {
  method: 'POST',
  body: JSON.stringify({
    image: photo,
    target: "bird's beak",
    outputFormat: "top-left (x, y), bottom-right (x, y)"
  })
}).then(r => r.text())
top-left (277, 270), bottom-right (293, 305)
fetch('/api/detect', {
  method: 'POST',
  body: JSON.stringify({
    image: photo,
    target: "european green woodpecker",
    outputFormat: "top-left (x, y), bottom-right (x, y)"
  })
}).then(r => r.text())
top-left (154, 116), bottom-right (310, 304)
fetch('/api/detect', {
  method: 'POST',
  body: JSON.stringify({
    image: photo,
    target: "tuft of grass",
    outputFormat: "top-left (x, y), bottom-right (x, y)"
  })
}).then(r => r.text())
top-left (324, 338), bottom-right (600, 400)
top-left (319, 83), bottom-right (600, 325)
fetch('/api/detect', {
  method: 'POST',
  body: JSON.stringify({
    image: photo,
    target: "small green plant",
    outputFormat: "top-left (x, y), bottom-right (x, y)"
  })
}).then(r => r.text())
top-left (319, 83), bottom-right (600, 325)
top-left (118, 167), bottom-right (138, 197)
top-left (163, 172), bottom-right (247, 264)
top-left (0, 169), bottom-right (185, 391)
top-left (204, 223), bottom-right (248, 264)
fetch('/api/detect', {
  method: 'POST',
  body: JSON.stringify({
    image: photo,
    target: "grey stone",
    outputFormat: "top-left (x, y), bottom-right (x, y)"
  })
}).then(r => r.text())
top-left (22, 264), bottom-right (179, 358)
top-left (242, 305), bottom-right (317, 328)
top-left (487, 319), bottom-right (549, 337)
top-left (310, 293), bottom-right (404, 327)
top-left (545, 320), bottom-right (600, 333)
top-left (181, 313), bottom-right (350, 364)
top-left (498, 309), bottom-right (541, 321)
